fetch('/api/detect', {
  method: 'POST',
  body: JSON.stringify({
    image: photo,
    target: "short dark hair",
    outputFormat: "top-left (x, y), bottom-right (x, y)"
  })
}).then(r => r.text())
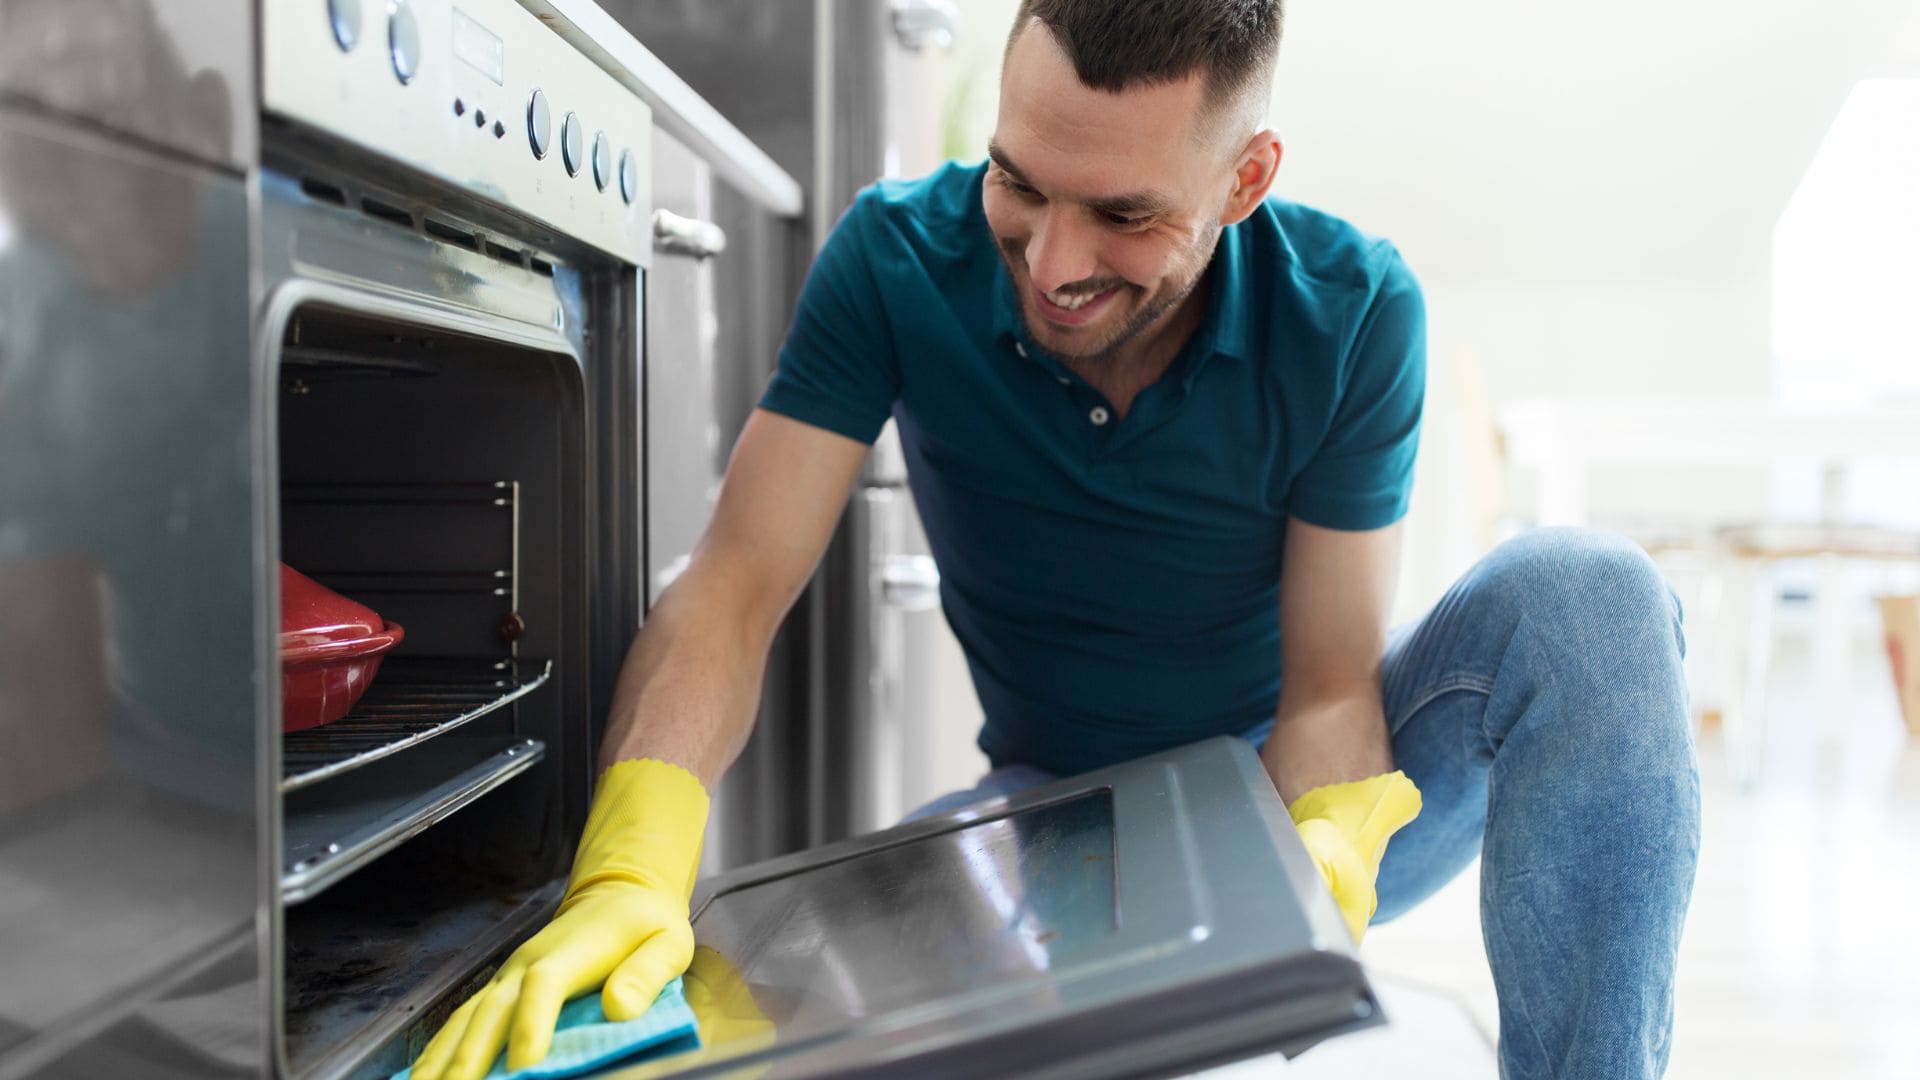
top-left (1009, 0), bottom-right (1282, 122)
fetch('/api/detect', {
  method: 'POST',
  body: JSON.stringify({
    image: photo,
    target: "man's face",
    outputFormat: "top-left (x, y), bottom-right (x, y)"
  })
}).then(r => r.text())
top-left (983, 21), bottom-right (1237, 365)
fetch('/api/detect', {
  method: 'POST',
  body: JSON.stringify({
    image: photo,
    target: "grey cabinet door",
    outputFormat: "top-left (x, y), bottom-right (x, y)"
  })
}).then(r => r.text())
top-left (0, 108), bottom-right (261, 1077)
top-left (643, 126), bottom-right (722, 609)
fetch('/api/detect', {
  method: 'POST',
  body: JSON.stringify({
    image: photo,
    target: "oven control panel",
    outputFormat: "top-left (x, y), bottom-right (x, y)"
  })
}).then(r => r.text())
top-left (265, 0), bottom-right (653, 266)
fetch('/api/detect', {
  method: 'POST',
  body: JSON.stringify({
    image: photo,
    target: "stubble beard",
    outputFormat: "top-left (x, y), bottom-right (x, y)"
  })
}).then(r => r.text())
top-left (996, 232), bottom-right (1216, 368)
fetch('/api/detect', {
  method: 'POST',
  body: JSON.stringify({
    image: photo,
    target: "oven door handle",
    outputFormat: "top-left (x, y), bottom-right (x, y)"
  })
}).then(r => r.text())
top-left (652, 209), bottom-right (728, 260)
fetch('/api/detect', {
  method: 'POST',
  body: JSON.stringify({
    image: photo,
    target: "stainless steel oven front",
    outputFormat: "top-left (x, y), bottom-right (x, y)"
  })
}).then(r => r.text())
top-left (0, 2), bottom-right (798, 1075)
top-left (256, 2), bottom-right (655, 1074)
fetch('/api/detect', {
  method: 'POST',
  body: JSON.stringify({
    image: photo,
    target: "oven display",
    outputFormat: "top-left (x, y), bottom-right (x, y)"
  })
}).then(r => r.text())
top-left (452, 9), bottom-right (506, 86)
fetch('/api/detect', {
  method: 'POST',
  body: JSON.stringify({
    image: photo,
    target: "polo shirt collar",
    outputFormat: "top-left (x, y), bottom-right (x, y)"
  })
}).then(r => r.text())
top-left (1202, 216), bottom-right (1254, 362)
top-left (990, 215), bottom-right (1256, 371)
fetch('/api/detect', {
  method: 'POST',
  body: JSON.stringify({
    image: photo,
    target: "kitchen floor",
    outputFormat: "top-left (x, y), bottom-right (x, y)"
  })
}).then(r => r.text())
top-left (1195, 628), bottom-right (1920, 1078)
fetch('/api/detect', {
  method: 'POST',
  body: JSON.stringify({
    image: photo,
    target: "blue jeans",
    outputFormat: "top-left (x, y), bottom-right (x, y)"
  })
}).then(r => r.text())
top-left (903, 528), bottom-right (1701, 1080)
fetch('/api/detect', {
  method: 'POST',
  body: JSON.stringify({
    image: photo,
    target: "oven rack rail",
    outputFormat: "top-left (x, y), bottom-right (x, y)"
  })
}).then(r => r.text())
top-left (281, 657), bottom-right (552, 793)
top-left (281, 734), bottom-right (545, 905)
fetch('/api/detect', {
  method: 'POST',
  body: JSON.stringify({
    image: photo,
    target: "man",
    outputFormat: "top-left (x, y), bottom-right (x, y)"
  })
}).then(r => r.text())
top-left (413, 3), bottom-right (1701, 1079)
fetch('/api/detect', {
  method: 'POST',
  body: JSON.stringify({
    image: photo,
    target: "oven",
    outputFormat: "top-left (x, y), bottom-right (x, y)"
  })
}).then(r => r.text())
top-left (0, 1), bottom-right (800, 1076)
top-left (256, 0), bottom-right (819, 1072)
top-left (257, 3), bottom-right (659, 1072)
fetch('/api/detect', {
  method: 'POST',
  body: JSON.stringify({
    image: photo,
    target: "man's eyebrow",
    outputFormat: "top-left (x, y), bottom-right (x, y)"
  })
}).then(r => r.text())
top-left (1085, 190), bottom-right (1170, 216)
top-left (987, 141), bottom-right (1029, 183)
top-left (987, 141), bottom-right (1170, 217)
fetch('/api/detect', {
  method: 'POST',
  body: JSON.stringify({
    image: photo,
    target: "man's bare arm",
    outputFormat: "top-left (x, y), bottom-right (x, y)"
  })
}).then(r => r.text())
top-left (1260, 516), bottom-right (1404, 804)
top-left (597, 408), bottom-right (870, 787)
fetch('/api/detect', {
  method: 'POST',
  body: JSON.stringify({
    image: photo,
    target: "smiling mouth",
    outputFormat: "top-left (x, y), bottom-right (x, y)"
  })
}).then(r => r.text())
top-left (1033, 282), bottom-right (1120, 327)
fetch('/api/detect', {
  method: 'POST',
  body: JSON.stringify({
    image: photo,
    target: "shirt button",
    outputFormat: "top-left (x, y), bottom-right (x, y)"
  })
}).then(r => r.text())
top-left (1055, 376), bottom-right (1070, 385)
top-left (1015, 343), bottom-right (1028, 358)
top-left (1089, 405), bottom-right (1111, 426)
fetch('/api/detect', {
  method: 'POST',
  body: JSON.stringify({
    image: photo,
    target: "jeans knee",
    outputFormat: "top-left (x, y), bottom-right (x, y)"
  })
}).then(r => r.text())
top-left (1456, 532), bottom-right (1697, 818)
top-left (1476, 528), bottom-right (1684, 662)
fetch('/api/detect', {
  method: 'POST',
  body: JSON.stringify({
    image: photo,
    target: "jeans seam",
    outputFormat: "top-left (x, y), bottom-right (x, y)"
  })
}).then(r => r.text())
top-left (1484, 868), bottom-right (1557, 1075)
top-left (1388, 672), bottom-right (1494, 737)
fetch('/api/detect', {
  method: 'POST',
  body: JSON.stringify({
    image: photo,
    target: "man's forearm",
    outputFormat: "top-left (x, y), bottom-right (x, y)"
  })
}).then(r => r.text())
top-left (1259, 688), bottom-right (1395, 805)
top-left (596, 563), bottom-right (781, 789)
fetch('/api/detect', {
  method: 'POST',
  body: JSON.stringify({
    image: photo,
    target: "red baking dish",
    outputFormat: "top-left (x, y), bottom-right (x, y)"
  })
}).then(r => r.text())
top-left (280, 563), bottom-right (404, 732)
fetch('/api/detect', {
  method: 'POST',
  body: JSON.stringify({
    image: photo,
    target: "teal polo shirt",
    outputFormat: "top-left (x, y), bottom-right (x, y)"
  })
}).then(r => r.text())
top-left (759, 161), bottom-right (1425, 776)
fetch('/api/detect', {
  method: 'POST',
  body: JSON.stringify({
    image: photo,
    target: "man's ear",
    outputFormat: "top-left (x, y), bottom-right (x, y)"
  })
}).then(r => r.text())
top-left (1221, 128), bottom-right (1283, 227)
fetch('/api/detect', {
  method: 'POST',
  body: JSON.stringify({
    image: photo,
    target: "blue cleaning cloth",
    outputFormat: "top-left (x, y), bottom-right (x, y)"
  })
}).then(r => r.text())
top-left (395, 978), bottom-right (701, 1080)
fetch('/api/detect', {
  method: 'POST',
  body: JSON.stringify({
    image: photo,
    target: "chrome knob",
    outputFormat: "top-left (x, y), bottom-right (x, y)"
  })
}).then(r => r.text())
top-left (388, 0), bottom-right (420, 83)
top-left (591, 131), bottom-right (612, 191)
top-left (560, 112), bottom-right (584, 176)
top-left (526, 89), bottom-right (551, 159)
top-left (328, 0), bottom-right (361, 51)
top-left (618, 149), bottom-right (638, 204)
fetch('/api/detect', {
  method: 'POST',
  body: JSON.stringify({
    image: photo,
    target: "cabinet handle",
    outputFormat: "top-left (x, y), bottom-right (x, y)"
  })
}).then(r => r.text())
top-left (891, 0), bottom-right (958, 52)
top-left (652, 209), bottom-right (727, 260)
top-left (880, 554), bottom-right (941, 612)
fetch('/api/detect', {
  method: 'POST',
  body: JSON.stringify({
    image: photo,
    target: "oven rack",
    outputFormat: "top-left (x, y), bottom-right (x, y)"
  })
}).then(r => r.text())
top-left (281, 734), bottom-right (545, 904)
top-left (281, 658), bottom-right (552, 793)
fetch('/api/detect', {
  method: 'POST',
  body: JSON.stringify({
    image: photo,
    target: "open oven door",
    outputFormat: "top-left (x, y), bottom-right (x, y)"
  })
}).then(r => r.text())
top-left (613, 736), bottom-right (1379, 1079)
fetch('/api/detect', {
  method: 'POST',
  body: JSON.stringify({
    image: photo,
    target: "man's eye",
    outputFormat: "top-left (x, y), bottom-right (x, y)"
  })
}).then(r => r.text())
top-left (1103, 212), bottom-right (1148, 228)
top-left (999, 173), bottom-right (1041, 199)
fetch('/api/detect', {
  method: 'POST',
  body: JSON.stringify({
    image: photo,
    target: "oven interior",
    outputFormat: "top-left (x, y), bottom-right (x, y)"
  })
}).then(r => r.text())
top-left (273, 303), bottom-right (590, 1077)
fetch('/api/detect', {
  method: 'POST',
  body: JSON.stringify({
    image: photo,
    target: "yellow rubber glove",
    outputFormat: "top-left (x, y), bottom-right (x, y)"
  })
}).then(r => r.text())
top-left (593, 946), bottom-right (777, 1080)
top-left (1286, 770), bottom-right (1422, 944)
top-left (410, 759), bottom-right (710, 1080)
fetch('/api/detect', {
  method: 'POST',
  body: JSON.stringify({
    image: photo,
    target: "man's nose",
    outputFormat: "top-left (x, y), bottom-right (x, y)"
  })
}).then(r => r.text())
top-left (1025, 209), bottom-right (1099, 295)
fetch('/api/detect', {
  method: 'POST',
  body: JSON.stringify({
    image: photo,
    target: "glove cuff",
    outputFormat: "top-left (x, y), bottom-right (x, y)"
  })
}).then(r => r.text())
top-left (1285, 769), bottom-right (1416, 821)
top-left (1285, 769), bottom-right (1423, 863)
top-left (563, 758), bottom-right (711, 906)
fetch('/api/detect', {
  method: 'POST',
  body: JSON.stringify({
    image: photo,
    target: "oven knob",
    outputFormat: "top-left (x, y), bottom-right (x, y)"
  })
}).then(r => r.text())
top-left (328, 0), bottom-right (361, 51)
top-left (526, 89), bottom-right (551, 159)
top-left (591, 132), bottom-right (612, 191)
top-left (560, 112), bottom-right (584, 176)
top-left (618, 149), bottom-right (637, 204)
top-left (388, 0), bottom-right (420, 84)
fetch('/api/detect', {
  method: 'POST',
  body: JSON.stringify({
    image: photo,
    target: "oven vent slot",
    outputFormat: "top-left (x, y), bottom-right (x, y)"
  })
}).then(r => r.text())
top-left (360, 195), bottom-right (415, 229)
top-left (483, 239), bottom-right (527, 267)
top-left (282, 657), bottom-right (553, 792)
top-left (287, 168), bottom-right (563, 270)
top-left (424, 217), bottom-right (480, 250)
top-left (299, 177), bottom-right (348, 207)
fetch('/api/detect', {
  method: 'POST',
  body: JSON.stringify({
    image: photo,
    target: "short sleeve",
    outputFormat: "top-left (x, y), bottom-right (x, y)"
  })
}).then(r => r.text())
top-left (756, 189), bottom-right (903, 444)
top-left (1287, 248), bottom-right (1427, 530)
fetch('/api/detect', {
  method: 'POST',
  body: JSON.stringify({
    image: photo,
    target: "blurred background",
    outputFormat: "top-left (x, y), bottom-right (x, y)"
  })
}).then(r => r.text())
top-left (922, 2), bottom-right (1920, 1076)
